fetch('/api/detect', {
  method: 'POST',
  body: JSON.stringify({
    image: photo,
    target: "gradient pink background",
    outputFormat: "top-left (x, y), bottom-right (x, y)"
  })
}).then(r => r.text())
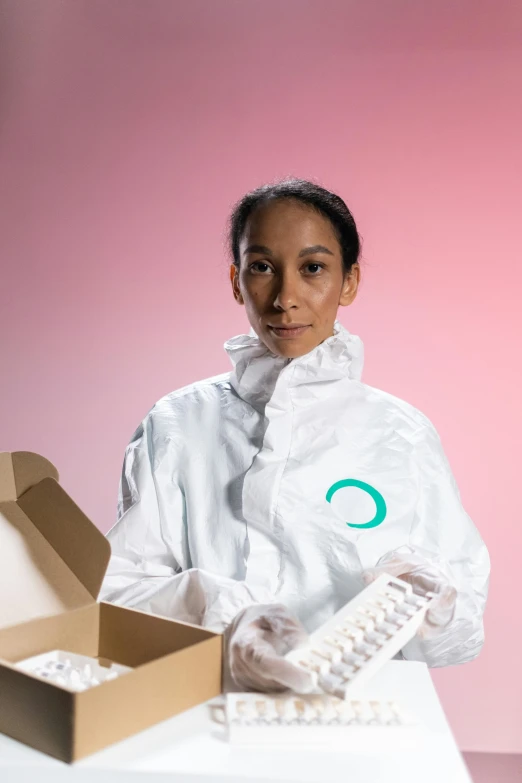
top-left (1, 0), bottom-right (521, 754)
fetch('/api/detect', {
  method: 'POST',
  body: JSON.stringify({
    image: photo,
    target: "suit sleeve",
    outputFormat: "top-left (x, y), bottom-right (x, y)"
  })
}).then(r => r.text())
top-left (99, 412), bottom-right (275, 632)
top-left (400, 423), bottom-right (490, 666)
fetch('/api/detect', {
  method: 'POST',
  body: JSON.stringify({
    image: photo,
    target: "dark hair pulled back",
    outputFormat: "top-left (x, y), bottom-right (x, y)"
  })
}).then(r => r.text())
top-left (227, 177), bottom-right (361, 274)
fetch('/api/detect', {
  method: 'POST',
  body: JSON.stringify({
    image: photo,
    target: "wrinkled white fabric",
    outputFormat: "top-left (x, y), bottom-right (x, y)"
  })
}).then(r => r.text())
top-left (100, 320), bottom-right (490, 667)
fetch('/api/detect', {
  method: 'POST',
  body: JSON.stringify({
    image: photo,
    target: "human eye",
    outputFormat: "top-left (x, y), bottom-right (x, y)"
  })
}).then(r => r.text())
top-left (249, 261), bottom-right (273, 274)
top-left (304, 262), bottom-right (325, 275)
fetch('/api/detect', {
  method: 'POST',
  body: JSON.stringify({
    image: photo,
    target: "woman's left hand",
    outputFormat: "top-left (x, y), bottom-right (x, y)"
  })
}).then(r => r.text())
top-left (224, 603), bottom-right (315, 693)
top-left (362, 549), bottom-right (457, 639)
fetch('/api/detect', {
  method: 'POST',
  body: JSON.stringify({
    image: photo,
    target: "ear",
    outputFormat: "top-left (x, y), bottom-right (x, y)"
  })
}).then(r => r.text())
top-left (339, 263), bottom-right (360, 307)
top-left (230, 263), bottom-right (244, 305)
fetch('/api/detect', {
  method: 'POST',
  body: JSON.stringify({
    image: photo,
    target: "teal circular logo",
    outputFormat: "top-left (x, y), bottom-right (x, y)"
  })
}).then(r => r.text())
top-left (326, 479), bottom-right (387, 529)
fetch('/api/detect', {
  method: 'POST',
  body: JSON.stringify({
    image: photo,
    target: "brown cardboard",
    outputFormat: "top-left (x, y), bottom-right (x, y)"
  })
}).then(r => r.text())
top-left (0, 451), bottom-right (223, 762)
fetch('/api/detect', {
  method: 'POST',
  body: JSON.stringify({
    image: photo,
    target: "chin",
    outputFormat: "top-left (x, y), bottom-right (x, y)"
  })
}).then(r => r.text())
top-left (269, 340), bottom-right (317, 360)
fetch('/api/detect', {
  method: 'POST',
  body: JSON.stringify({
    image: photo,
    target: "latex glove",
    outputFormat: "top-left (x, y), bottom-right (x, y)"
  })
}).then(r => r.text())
top-left (362, 550), bottom-right (457, 640)
top-left (224, 603), bottom-right (315, 693)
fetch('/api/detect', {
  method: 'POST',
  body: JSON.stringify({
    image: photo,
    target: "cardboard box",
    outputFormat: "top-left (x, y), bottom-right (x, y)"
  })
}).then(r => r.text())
top-left (0, 451), bottom-right (222, 762)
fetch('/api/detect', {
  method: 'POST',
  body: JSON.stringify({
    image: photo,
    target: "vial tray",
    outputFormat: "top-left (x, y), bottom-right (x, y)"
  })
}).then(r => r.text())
top-left (286, 573), bottom-right (434, 699)
top-left (14, 649), bottom-right (132, 692)
top-left (226, 692), bottom-right (424, 749)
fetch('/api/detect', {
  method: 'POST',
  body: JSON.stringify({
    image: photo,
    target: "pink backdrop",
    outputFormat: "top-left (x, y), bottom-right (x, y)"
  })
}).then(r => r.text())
top-left (1, 0), bottom-right (521, 753)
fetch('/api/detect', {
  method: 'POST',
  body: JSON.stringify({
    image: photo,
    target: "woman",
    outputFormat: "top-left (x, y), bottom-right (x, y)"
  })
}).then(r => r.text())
top-left (101, 178), bottom-right (490, 693)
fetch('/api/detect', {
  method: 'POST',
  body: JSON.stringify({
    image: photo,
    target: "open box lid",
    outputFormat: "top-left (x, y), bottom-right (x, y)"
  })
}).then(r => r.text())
top-left (0, 451), bottom-right (111, 630)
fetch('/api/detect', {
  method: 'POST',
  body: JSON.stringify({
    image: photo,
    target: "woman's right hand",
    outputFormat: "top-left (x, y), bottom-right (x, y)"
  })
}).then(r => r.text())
top-left (224, 603), bottom-right (315, 693)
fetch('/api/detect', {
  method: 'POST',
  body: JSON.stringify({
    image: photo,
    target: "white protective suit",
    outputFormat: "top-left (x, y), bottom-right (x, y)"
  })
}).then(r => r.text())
top-left (101, 320), bottom-right (490, 667)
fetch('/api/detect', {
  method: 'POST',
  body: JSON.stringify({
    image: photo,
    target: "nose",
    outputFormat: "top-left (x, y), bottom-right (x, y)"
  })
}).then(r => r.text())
top-left (273, 271), bottom-right (299, 311)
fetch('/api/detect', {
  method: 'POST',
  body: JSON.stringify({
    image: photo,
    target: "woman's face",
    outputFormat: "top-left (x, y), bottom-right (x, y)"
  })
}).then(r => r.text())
top-left (230, 199), bottom-right (359, 358)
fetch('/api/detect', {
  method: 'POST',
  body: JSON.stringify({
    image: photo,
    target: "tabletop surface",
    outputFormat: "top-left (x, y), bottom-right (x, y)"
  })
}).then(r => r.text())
top-left (0, 660), bottom-right (472, 783)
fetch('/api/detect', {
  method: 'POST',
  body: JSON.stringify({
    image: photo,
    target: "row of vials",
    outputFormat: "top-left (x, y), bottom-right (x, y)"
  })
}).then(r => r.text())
top-left (286, 574), bottom-right (433, 699)
top-left (227, 693), bottom-right (413, 727)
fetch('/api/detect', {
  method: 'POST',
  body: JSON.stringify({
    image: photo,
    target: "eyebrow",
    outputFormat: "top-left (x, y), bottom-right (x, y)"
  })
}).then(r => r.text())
top-left (244, 244), bottom-right (335, 257)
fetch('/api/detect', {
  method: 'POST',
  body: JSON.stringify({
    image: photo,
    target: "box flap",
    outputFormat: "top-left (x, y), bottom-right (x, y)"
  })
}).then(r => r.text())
top-left (0, 451), bottom-right (60, 502)
top-left (0, 452), bottom-right (112, 630)
top-left (13, 451), bottom-right (60, 498)
top-left (0, 452), bottom-right (17, 502)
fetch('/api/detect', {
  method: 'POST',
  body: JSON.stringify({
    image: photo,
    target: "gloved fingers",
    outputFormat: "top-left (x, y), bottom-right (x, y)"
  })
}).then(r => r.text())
top-left (232, 653), bottom-right (315, 694)
top-left (226, 603), bottom-right (313, 693)
top-left (230, 637), bottom-right (315, 693)
top-left (362, 553), bottom-right (415, 585)
top-left (229, 603), bottom-right (309, 656)
top-left (364, 555), bottom-right (450, 598)
top-left (361, 555), bottom-right (458, 640)
top-left (418, 585), bottom-right (458, 638)
top-left (252, 604), bottom-right (309, 656)
top-left (396, 569), bottom-right (445, 597)
top-left (386, 568), bottom-right (457, 637)
top-left (258, 652), bottom-right (315, 693)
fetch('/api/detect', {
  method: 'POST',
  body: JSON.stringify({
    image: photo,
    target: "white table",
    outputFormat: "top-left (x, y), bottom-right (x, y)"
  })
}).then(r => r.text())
top-left (0, 661), bottom-right (472, 783)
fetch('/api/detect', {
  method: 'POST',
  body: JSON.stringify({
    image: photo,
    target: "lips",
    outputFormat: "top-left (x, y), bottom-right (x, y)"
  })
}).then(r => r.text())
top-left (269, 324), bottom-right (309, 329)
top-left (269, 324), bottom-right (310, 339)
